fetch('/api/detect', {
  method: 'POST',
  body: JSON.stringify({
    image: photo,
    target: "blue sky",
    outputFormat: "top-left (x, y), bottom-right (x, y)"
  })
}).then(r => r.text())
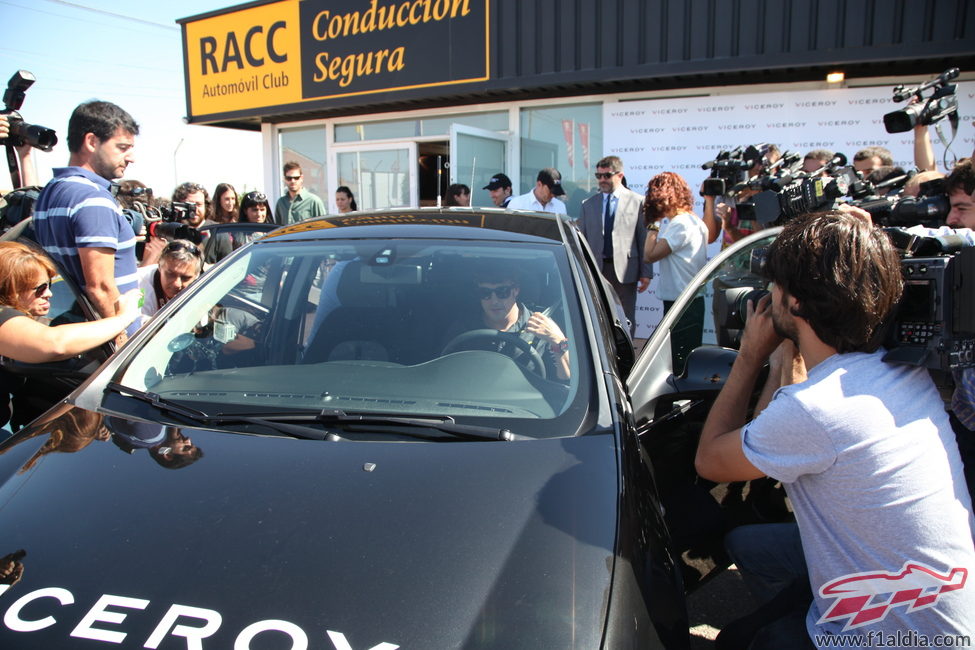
top-left (0, 0), bottom-right (263, 195)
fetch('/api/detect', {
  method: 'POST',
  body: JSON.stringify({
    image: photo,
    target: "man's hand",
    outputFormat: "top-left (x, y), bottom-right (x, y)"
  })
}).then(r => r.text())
top-left (525, 312), bottom-right (565, 343)
top-left (738, 294), bottom-right (784, 367)
top-left (836, 203), bottom-right (873, 226)
top-left (140, 235), bottom-right (166, 267)
top-left (637, 276), bottom-right (650, 292)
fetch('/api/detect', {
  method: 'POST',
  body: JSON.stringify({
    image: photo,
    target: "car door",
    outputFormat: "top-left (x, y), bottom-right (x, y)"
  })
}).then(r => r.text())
top-left (199, 222), bottom-right (278, 267)
top-left (0, 247), bottom-right (112, 428)
top-left (627, 228), bottom-right (786, 591)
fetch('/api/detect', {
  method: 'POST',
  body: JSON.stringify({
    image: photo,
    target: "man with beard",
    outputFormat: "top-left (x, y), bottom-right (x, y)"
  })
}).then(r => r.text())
top-left (577, 155), bottom-right (650, 335)
top-left (694, 211), bottom-right (975, 648)
top-left (33, 100), bottom-right (140, 339)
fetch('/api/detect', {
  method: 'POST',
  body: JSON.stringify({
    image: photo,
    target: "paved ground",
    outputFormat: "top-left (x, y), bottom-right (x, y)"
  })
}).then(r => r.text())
top-left (687, 565), bottom-right (752, 648)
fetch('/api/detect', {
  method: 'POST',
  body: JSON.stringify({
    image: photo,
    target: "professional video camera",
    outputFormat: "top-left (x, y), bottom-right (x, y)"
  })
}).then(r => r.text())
top-left (2, 70), bottom-right (58, 189)
top-left (850, 178), bottom-right (952, 228)
top-left (882, 233), bottom-right (974, 373)
top-left (884, 68), bottom-right (959, 134)
top-left (700, 144), bottom-right (767, 197)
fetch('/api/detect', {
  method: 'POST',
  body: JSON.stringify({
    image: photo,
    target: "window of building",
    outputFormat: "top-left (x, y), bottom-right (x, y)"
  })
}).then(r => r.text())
top-left (279, 126), bottom-right (327, 201)
top-left (335, 111), bottom-right (508, 142)
top-left (519, 103), bottom-right (603, 219)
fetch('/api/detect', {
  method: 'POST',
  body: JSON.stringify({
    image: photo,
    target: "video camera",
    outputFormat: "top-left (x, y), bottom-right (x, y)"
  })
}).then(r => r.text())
top-left (1, 70), bottom-right (57, 152)
top-left (143, 201), bottom-right (203, 245)
top-left (700, 145), bottom-right (767, 197)
top-left (850, 178), bottom-right (952, 228)
top-left (884, 68), bottom-right (959, 134)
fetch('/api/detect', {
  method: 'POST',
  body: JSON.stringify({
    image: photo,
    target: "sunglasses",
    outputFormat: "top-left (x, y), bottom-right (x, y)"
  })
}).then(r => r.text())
top-left (477, 284), bottom-right (516, 300)
top-left (164, 241), bottom-right (203, 258)
top-left (32, 281), bottom-right (52, 297)
top-left (594, 172), bottom-right (619, 180)
top-left (285, 175), bottom-right (302, 181)
top-left (244, 191), bottom-right (268, 203)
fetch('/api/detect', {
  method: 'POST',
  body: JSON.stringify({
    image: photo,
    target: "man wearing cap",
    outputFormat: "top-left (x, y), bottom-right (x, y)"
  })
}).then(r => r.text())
top-left (507, 168), bottom-right (568, 215)
top-left (483, 173), bottom-right (513, 208)
top-left (577, 155), bottom-right (650, 335)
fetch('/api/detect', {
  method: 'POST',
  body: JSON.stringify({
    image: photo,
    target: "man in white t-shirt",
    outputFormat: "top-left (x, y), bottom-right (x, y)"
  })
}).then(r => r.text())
top-left (506, 168), bottom-right (567, 215)
top-left (695, 211), bottom-right (975, 648)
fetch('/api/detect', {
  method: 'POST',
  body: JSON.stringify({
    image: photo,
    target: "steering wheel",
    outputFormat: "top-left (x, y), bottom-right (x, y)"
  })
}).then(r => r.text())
top-left (441, 329), bottom-right (547, 379)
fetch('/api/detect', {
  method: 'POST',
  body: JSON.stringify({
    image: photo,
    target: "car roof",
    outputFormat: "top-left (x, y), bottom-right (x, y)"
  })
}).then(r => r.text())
top-left (261, 208), bottom-right (570, 244)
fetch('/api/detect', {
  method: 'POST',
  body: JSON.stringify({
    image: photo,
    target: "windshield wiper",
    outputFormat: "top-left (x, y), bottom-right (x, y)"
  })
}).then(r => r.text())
top-left (106, 382), bottom-right (328, 441)
top-left (313, 409), bottom-right (525, 441)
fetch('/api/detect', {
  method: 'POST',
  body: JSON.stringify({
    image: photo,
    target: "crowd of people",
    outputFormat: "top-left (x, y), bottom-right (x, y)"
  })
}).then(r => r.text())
top-left (2, 91), bottom-right (975, 647)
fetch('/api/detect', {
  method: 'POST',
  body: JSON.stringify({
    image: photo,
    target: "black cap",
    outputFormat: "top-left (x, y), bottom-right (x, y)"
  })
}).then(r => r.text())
top-left (483, 173), bottom-right (512, 191)
top-left (537, 168), bottom-right (565, 196)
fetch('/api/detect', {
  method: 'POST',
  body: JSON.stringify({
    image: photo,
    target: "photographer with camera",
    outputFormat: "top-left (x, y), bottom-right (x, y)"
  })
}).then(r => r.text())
top-left (695, 210), bottom-right (975, 648)
top-left (32, 100), bottom-right (141, 341)
top-left (140, 182), bottom-right (211, 267)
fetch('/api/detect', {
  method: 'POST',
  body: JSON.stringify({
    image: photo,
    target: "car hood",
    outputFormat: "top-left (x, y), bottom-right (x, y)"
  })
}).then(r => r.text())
top-left (0, 405), bottom-right (620, 649)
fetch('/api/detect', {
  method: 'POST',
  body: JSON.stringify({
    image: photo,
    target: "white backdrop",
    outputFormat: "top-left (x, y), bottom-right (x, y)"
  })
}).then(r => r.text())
top-left (603, 81), bottom-right (975, 339)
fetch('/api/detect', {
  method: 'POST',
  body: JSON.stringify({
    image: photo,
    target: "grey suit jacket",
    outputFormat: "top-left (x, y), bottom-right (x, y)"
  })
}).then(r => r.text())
top-left (577, 187), bottom-right (651, 284)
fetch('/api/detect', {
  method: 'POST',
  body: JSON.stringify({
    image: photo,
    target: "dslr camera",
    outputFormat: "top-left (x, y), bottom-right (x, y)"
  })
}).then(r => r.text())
top-left (884, 68), bottom-right (959, 134)
top-left (1, 70), bottom-right (57, 152)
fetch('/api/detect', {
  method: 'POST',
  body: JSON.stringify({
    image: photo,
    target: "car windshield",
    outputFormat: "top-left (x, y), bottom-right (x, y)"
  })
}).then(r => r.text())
top-left (115, 237), bottom-right (594, 438)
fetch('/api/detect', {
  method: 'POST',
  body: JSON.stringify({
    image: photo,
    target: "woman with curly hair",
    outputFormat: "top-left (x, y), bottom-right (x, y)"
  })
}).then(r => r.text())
top-left (643, 171), bottom-right (709, 370)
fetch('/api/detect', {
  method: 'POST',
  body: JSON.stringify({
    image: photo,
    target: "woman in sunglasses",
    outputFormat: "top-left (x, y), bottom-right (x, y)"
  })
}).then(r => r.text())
top-left (0, 242), bottom-right (141, 426)
top-left (136, 239), bottom-right (203, 318)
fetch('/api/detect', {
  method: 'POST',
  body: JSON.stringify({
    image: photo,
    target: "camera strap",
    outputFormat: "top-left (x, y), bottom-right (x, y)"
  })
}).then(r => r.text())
top-left (934, 111), bottom-right (960, 170)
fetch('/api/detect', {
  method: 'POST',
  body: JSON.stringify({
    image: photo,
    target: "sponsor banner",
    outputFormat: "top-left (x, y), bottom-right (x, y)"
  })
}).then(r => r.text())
top-left (182, 0), bottom-right (490, 118)
top-left (604, 82), bottom-right (975, 339)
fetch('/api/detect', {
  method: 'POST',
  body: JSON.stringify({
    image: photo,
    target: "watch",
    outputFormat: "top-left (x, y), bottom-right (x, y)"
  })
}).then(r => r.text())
top-left (647, 222), bottom-right (660, 232)
top-left (549, 339), bottom-right (569, 354)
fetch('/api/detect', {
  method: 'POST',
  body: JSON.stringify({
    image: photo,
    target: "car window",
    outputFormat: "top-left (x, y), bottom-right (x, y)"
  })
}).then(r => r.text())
top-left (202, 223), bottom-right (275, 267)
top-left (117, 238), bottom-right (595, 438)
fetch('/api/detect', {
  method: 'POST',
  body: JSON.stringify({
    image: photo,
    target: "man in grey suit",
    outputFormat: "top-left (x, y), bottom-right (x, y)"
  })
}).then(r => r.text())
top-left (577, 155), bottom-right (651, 335)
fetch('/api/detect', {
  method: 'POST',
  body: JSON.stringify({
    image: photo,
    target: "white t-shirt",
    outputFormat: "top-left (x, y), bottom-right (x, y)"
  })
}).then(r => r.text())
top-left (656, 211), bottom-right (708, 301)
top-left (506, 190), bottom-right (567, 215)
top-left (743, 350), bottom-right (975, 643)
top-left (136, 265), bottom-right (162, 319)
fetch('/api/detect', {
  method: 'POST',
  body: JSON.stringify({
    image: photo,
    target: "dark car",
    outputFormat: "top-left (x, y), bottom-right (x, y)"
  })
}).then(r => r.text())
top-left (0, 208), bottom-right (706, 648)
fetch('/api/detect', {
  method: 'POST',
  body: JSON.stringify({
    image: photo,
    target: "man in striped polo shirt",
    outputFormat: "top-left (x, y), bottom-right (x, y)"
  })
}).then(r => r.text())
top-left (33, 101), bottom-right (141, 340)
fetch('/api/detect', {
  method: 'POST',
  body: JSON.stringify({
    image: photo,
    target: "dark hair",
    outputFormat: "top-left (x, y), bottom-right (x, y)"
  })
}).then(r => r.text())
top-left (240, 191), bottom-right (270, 221)
top-left (804, 149), bottom-right (834, 163)
top-left (67, 101), bottom-right (139, 153)
top-left (445, 184), bottom-right (470, 206)
top-left (172, 182), bottom-right (209, 204)
top-left (336, 186), bottom-right (358, 211)
top-left (764, 211), bottom-right (903, 353)
top-left (283, 161), bottom-right (301, 175)
top-left (644, 171), bottom-right (694, 223)
top-left (472, 263), bottom-right (519, 287)
top-left (115, 180), bottom-right (152, 210)
top-left (853, 146), bottom-right (894, 167)
top-left (596, 156), bottom-right (623, 172)
top-left (212, 183), bottom-right (239, 223)
top-left (946, 157), bottom-right (975, 196)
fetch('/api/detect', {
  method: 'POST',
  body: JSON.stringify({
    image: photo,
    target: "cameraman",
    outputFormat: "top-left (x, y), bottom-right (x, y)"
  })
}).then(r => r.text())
top-left (141, 182), bottom-right (212, 267)
top-left (696, 211), bottom-right (975, 647)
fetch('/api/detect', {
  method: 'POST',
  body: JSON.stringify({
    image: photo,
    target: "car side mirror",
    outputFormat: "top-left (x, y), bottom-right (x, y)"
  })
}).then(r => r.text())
top-left (670, 345), bottom-right (738, 395)
top-left (611, 320), bottom-right (635, 378)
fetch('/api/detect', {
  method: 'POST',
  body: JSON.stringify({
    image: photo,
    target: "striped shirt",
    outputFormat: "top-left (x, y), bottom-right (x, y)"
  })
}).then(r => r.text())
top-left (33, 167), bottom-right (140, 335)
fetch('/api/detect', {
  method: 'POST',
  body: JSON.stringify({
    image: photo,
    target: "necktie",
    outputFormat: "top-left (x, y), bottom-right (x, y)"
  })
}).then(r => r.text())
top-left (603, 194), bottom-right (615, 260)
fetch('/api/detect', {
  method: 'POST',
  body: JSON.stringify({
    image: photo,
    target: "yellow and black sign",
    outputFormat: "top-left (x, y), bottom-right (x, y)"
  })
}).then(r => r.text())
top-left (180, 0), bottom-right (490, 120)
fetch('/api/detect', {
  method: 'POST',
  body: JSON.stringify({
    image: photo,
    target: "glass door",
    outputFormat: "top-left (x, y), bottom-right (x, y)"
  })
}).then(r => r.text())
top-left (332, 142), bottom-right (418, 211)
top-left (450, 125), bottom-right (509, 207)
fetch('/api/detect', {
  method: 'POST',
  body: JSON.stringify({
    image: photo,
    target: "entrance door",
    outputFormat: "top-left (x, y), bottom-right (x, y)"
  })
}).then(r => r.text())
top-left (449, 125), bottom-right (509, 207)
top-left (332, 142), bottom-right (418, 211)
